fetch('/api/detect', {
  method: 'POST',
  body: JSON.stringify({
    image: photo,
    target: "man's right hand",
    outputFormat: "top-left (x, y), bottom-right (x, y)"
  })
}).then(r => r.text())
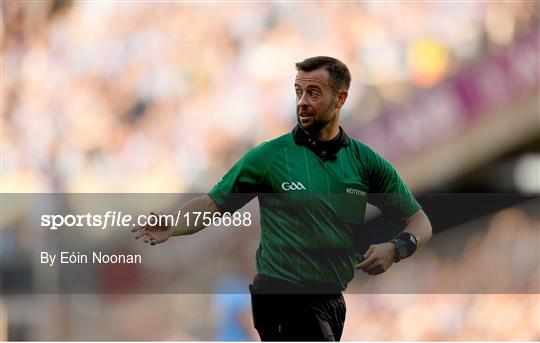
top-left (131, 211), bottom-right (173, 246)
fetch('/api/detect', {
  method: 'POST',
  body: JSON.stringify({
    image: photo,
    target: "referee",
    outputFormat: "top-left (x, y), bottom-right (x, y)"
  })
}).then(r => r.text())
top-left (133, 56), bottom-right (432, 341)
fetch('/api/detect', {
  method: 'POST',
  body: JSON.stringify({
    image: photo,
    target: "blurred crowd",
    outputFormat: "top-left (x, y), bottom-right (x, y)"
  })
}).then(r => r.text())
top-left (2, 1), bottom-right (538, 192)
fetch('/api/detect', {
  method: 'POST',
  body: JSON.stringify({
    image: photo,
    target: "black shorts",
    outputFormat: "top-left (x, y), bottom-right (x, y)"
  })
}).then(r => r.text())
top-left (249, 274), bottom-right (346, 341)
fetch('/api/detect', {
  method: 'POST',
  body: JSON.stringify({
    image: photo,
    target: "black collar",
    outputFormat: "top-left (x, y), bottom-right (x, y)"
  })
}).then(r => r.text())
top-left (292, 125), bottom-right (350, 162)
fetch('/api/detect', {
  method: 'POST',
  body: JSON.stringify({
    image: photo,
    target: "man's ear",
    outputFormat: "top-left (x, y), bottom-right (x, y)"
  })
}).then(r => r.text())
top-left (335, 90), bottom-right (348, 110)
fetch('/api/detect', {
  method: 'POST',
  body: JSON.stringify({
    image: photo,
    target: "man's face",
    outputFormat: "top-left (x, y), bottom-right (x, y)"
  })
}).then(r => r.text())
top-left (295, 69), bottom-right (338, 134)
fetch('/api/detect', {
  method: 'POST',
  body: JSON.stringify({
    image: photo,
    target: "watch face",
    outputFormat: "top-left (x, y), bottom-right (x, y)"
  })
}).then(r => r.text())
top-left (398, 245), bottom-right (407, 259)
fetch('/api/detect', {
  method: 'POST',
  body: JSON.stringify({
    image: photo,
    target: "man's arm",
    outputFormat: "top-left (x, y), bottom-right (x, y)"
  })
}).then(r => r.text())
top-left (402, 209), bottom-right (432, 250)
top-left (131, 195), bottom-right (220, 246)
top-left (356, 209), bottom-right (432, 275)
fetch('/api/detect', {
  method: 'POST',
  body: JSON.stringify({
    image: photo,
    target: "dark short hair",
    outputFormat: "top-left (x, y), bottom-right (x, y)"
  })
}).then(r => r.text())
top-left (295, 56), bottom-right (351, 93)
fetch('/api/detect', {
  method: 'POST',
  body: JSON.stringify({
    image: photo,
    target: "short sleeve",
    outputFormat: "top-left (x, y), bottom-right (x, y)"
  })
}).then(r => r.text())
top-left (365, 147), bottom-right (421, 223)
top-left (208, 144), bottom-right (270, 212)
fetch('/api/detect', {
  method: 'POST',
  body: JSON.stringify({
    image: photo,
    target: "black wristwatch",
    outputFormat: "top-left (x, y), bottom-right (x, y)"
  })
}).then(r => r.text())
top-left (390, 232), bottom-right (419, 262)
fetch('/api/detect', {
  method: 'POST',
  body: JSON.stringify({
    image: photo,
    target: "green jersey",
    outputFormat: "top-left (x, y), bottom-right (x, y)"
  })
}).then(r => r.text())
top-left (209, 126), bottom-right (421, 290)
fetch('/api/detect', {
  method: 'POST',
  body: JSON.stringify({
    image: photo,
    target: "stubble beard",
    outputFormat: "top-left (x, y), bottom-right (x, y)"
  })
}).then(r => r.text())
top-left (298, 99), bottom-right (337, 136)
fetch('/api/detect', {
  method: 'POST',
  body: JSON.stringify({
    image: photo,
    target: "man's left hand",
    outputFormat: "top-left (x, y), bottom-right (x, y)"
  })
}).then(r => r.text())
top-left (355, 242), bottom-right (396, 275)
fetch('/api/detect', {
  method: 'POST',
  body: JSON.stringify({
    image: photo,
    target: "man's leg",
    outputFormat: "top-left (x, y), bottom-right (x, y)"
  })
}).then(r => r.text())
top-left (325, 294), bottom-right (346, 341)
top-left (250, 292), bottom-right (346, 341)
top-left (290, 294), bottom-right (346, 341)
top-left (249, 292), bottom-right (288, 341)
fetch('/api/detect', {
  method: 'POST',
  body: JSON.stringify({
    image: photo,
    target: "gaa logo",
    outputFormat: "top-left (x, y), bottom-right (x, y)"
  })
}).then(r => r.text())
top-left (281, 182), bottom-right (306, 191)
